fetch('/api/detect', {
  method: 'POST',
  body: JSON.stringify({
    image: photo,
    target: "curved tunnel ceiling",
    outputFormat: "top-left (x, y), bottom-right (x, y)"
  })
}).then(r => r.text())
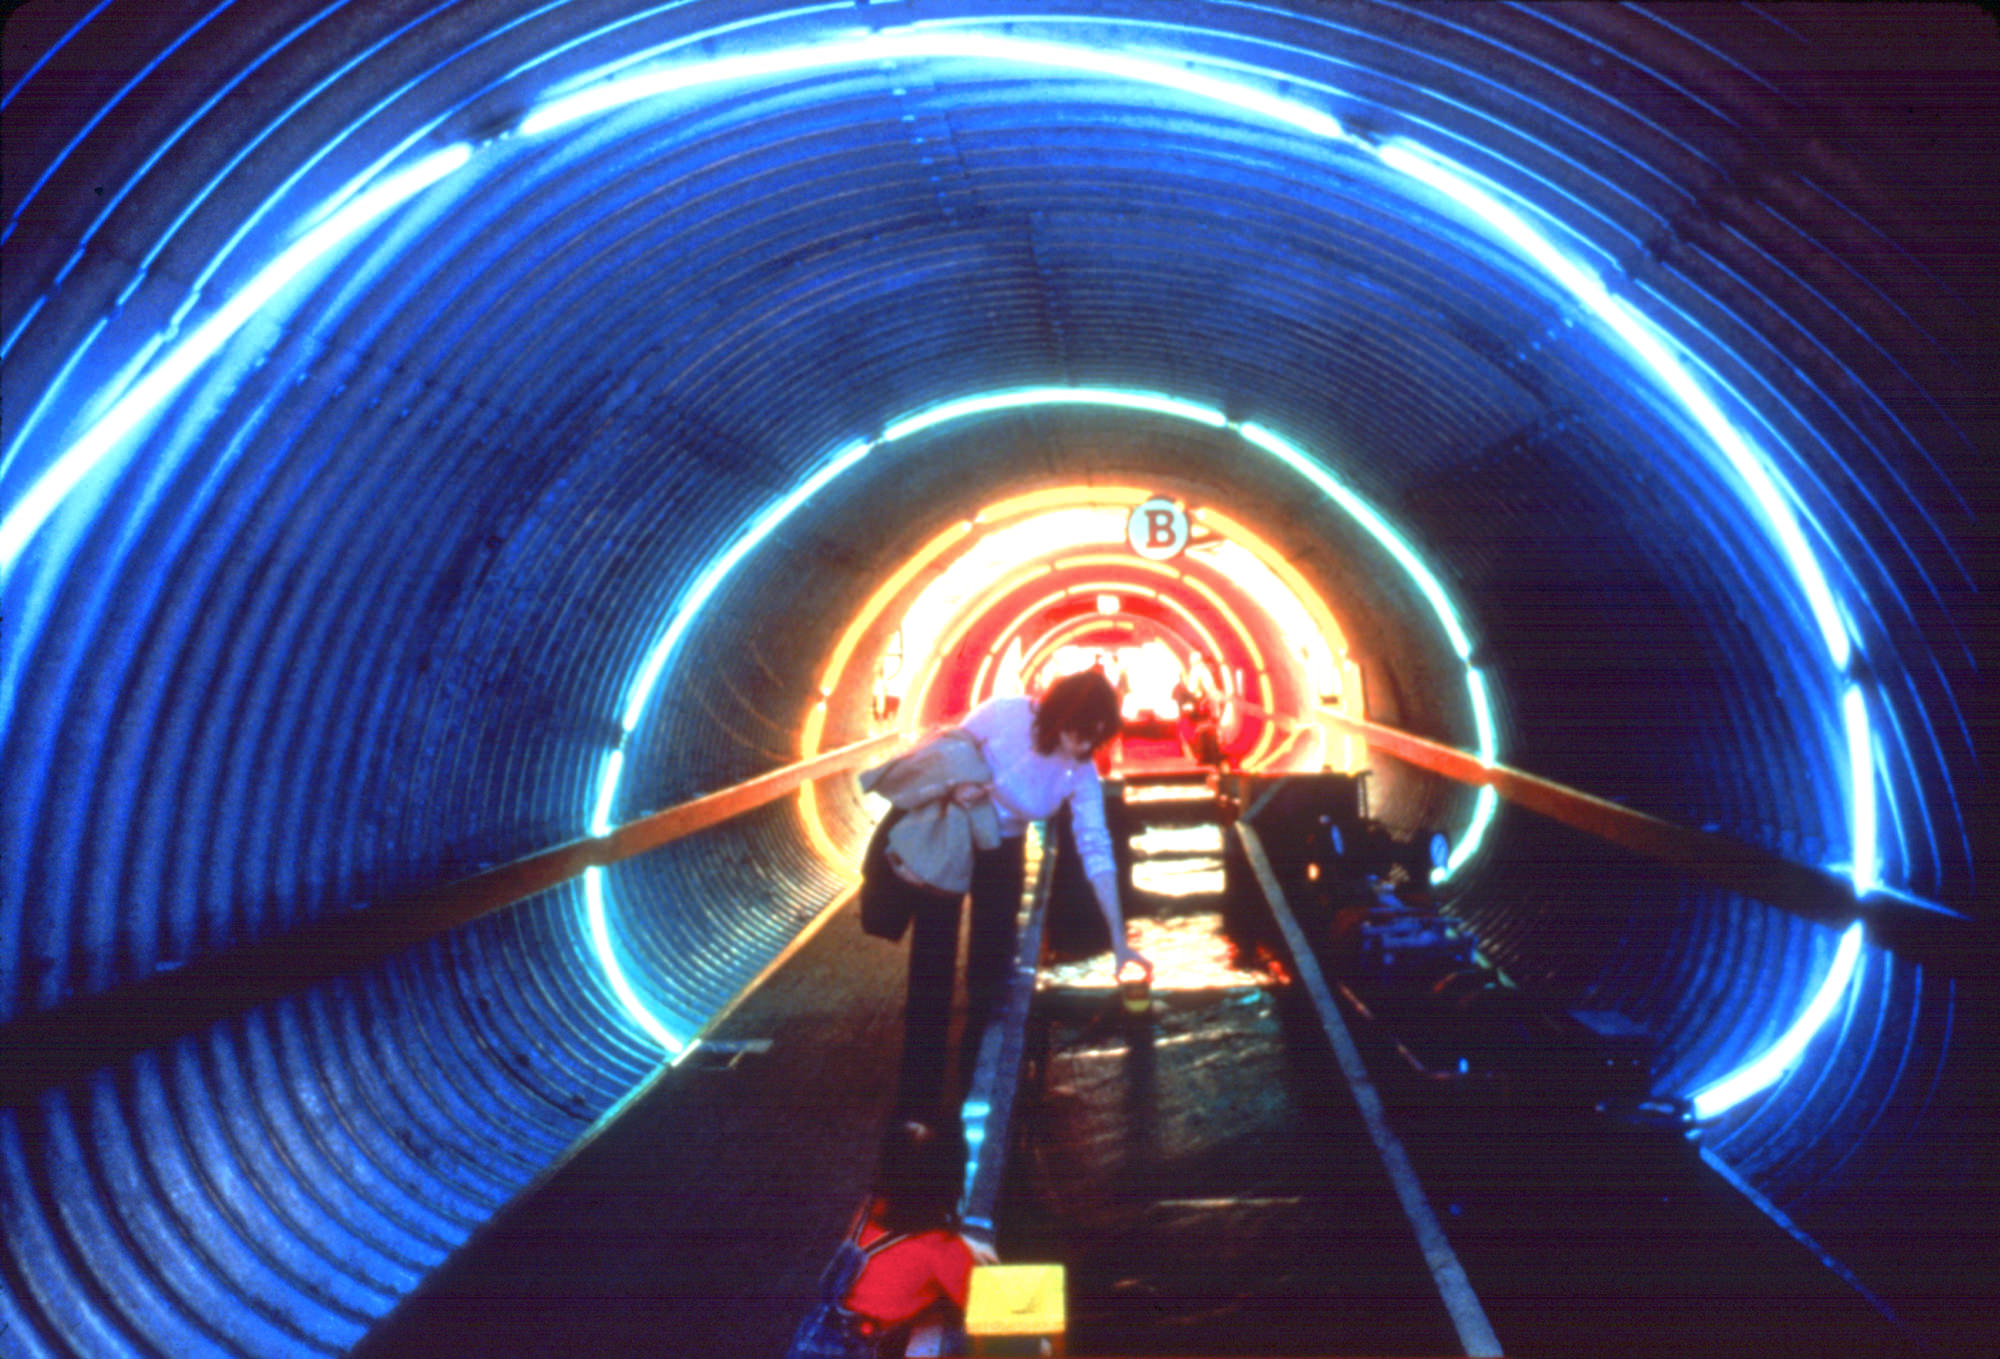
top-left (3, 3), bottom-right (1995, 1355)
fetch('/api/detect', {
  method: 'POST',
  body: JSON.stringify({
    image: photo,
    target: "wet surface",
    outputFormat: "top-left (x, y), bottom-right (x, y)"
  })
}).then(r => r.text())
top-left (1005, 818), bottom-right (1928, 1357)
top-left (1001, 831), bottom-right (1464, 1355)
top-left (1266, 858), bottom-right (1927, 1359)
top-left (351, 807), bottom-right (1933, 1359)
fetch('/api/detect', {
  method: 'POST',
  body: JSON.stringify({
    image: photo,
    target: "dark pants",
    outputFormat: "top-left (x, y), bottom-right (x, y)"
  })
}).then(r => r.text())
top-left (898, 836), bottom-right (1027, 1113)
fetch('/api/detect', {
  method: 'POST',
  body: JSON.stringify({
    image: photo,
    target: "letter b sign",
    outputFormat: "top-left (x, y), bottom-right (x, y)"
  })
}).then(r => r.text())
top-left (1126, 497), bottom-right (1190, 561)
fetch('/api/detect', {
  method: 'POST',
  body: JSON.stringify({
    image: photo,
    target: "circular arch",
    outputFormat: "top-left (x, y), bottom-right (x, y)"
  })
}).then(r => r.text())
top-left (5, 9), bottom-right (1985, 1352)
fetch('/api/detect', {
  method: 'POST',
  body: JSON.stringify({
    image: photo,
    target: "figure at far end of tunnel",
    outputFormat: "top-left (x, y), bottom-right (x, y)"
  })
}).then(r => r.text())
top-left (859, 669), bottom-right (1153, 1113)
top-left (1173, 650), bottom-right (1226, 771)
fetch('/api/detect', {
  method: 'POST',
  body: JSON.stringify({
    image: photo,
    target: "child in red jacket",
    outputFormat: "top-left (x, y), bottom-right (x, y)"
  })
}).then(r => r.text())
top-left (789, 1114), bottom-right (986, 1358)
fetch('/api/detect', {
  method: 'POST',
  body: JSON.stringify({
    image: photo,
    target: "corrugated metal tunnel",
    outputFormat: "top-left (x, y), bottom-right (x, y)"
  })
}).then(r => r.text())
top-left (2, 2), bottom-right (1994, 1354)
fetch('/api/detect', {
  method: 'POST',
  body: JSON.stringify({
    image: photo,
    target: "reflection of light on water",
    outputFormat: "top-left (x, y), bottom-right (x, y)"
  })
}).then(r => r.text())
top-left (1130, 824), bottom-right (1227, 895)
top-left (1040, 911), bottom-right (1270, 991)
top-left (1131, 825), bottom-right (1225, 855)
top-left (1131, 857), bottom-right (1227, 896)
top-left (1122, 782), bottom-right (1214, 805)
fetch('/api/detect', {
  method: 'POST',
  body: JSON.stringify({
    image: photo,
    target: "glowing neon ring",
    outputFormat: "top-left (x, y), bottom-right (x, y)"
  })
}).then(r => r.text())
top-left (588, 387), bottom-right (1502, 1051)
top-left (5, 31), bottom-right (1879, 1098)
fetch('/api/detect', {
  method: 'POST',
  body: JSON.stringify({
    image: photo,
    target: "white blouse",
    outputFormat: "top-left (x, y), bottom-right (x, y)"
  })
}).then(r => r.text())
top-left (960, 695), bottom-right (1117, 881)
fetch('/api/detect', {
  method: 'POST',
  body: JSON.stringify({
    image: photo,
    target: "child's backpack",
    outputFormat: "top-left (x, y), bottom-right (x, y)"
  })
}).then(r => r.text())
top-left (785, 1215), bottom-right (909, 1359)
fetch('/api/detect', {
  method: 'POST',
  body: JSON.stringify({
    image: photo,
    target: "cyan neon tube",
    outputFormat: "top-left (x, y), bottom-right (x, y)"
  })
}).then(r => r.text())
top-left (5, 28), bottom-right (1881, 1083)
top-left (0, 143), bottom-right (470, 575)
top-left (1691, 922), bottom-right (1866, 1119)
top-left (590, 387), bottom-right (1498, 1045)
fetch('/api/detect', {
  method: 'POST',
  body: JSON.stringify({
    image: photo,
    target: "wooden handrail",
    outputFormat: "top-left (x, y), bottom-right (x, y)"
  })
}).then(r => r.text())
top-left (0, 731), bottom-right (905, 1108)
top-left (1306, 707), bottom-right (1968, 963)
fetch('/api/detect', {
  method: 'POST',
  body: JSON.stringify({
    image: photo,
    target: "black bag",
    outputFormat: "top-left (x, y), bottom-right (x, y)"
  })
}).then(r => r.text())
top-left (859, 809), bottom-right (953, 941)
top-left (785, 1214), bottom-right (909, 1359)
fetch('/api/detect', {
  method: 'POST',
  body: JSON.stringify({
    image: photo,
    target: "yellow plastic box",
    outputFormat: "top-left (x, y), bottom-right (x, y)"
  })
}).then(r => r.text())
top-left (964, 1262), bottom-right (1066, 1357)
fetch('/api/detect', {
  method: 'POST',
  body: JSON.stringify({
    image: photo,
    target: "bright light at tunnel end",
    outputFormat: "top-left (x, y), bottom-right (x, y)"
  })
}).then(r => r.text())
top-left (584, 383), bottom-right (1505, 1051)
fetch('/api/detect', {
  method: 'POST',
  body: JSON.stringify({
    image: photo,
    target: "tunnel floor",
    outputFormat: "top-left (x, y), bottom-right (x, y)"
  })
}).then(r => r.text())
top-left (996, 824), bottom-right (1465, 1356)
top-left (348, 892), bottom-right (915, 1359)
top-left (350, 787), bottom-right (1925, 1358)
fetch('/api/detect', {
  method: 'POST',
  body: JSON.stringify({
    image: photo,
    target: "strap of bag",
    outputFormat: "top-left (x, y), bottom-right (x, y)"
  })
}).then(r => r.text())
top-left (860, 1229), bottom-right (911, 1259)
top-left (846, 1199), bottom-right (912, 1259)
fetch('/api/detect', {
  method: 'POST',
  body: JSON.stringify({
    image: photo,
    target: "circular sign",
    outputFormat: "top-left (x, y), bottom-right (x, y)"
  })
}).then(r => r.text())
top-left (1126, 497), bottom-right (1190, 560)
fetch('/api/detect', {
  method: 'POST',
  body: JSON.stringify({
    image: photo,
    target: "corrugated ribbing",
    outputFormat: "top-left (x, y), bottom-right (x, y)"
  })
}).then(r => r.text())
top-left (1, 2), bottom-right (1989, 1353)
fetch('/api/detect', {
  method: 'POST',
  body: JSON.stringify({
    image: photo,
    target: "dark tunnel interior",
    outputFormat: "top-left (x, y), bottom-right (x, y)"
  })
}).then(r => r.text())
top-left (2, 2), bottom-right (1995, 1355)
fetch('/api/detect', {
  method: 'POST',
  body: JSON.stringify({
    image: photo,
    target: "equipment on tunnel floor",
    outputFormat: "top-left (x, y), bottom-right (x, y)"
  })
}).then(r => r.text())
top-left (1224, 770), bottom-right (1450, 895)
top-left (1293, 871), bottom-right (1663, 1115)
top-left (1353, 885), bottom-right (1476, 985)
top-left (1331, 938), bottom-right (1665, 1115)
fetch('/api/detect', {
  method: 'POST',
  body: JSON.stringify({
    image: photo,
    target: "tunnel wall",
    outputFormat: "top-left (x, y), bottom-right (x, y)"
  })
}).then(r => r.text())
top-left (3, 2), bottom-right (1994, 1354)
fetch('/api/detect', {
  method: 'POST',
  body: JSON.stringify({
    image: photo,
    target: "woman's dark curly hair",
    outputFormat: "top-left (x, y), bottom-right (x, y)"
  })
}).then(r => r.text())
top-left (1031, 668), bottom-right (1124, 756)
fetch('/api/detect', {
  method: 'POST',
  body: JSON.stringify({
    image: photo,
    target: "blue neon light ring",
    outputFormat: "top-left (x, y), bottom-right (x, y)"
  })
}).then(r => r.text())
top-left (543, 37), bottom-right (1873, 1082)
top-left (3, 27), bottom-right (1882, 1108)
top-left (586, 386), bottom-right (1499, 1054)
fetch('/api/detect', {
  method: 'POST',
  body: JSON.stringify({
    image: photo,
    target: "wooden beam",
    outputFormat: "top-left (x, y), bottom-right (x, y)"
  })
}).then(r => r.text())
top-left (1, 731), bottom-right (905, 1108)
top-left (1309, 708), bottom-right (1970, 965)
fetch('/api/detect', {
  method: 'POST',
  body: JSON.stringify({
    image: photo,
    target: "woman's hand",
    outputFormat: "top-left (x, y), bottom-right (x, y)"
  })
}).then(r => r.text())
top-left (949, 781), bottom-right (992, 808)
top-left (1113, 940), bottom-right (1153, 978)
